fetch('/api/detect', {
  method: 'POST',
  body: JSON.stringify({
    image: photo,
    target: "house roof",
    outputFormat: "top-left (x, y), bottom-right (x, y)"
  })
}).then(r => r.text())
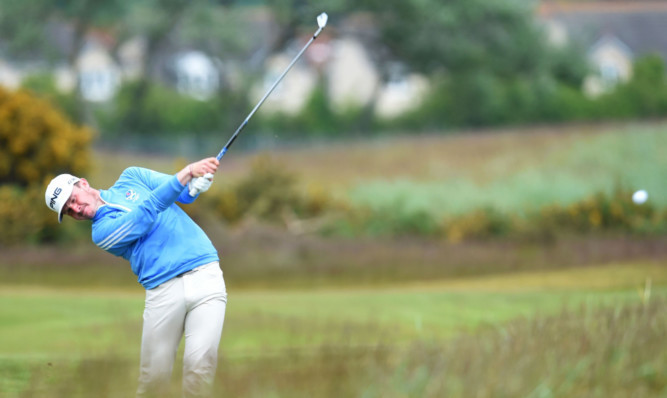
top-left (538, 1), bottom-right (667, 61)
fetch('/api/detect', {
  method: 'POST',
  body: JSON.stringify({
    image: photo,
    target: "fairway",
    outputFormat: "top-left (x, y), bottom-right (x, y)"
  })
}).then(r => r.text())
top-left (1, 262), bottom-right (665, 397)
top-left (1, 262), bottom-right (663, 358)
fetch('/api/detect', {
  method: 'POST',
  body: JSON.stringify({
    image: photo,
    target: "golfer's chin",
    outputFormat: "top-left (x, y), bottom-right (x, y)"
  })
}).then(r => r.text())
top-left (71, 208), bottom-right (95, 221)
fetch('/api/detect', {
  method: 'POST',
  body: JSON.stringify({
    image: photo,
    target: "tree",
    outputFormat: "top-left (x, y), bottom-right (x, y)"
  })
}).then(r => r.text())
top-left (359, 0), bottom-right (551, 77)
top-left (0, 0), bottom-right (129, 126)
top-left (0, 0), bottom-right (54, 61)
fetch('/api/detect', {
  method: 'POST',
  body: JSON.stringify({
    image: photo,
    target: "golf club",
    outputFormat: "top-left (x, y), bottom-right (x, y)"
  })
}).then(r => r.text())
top-left (190, 12), bottom-right (328, 196)
top-left (218, 12), bottom-right (327, 162)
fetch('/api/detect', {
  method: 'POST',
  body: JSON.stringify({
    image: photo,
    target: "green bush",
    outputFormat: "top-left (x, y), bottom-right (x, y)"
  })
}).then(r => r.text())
top-left (442, 207), bottom-right (514, 243)
top-left (256, 80), bottom-right (369, 139)
top-left (597, 55), bottom-right (667, 119)
top-left (390, 55), bottom-right (667, 133)
top-left (208, 155), bottom-right (335, 225)
top-left (336, 205), bottom-right (439, 238)
top-left (20, 73), bottom-right (80, 123)
top-left (97, 80), bottom-right (231, 137)
top-left (544, 84), bottom-right (594, 122)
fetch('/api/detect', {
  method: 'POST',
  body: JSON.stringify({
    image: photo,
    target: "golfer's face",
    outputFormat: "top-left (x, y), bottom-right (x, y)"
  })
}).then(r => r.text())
top-left (63, 185), bottom-right (96, 221)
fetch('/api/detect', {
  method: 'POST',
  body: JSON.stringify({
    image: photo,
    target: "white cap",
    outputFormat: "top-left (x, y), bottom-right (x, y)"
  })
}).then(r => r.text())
top-left (45, 174), bottom-right (81, 223)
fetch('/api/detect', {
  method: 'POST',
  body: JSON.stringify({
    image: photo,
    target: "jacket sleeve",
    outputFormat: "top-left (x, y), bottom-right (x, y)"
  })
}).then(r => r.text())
top-left (92, 169), bottom-right (188, 255)
top-left (127, 166), bottom-right (197, 204)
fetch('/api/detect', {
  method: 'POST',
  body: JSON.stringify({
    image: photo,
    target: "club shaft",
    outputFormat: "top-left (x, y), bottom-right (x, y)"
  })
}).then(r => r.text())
top-left (216, 26), bottom-right (324, 161)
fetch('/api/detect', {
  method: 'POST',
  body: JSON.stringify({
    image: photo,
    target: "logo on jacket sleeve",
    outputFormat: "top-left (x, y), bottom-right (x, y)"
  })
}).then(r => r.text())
top-left (125, 190), bottom-right (140, 201)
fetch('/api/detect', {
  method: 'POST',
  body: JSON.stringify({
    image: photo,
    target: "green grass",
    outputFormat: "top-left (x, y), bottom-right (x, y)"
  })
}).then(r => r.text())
top-left (3, 262), bottom-right (664, 355)
top-left (94, 122), bottom-right (667, 200)
top-left (1, 262), bottom-right (665, 396)
top-left (345, 124), bottom-right (667, 217)
top-left (6, 297), bottom-right (664, 398)
top-left (0, 290), bottom-right (141, 358)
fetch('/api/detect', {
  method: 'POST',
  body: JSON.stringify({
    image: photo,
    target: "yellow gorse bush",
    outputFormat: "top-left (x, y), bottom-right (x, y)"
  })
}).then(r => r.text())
top-left (0, 87), bottom-right (94, 245)
top-left (440, 187), bottom-right (665, 243)
top-left (0, 87), bottom-right (93, 187)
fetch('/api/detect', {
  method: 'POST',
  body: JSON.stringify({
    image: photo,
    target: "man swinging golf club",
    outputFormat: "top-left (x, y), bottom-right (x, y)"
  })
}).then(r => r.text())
top-left (44, 157), bottom-right (225, 398)
top-left (43, 10), bottom-right (330, 397)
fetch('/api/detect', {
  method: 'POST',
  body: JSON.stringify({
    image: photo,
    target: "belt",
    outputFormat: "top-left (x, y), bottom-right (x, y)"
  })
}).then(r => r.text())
top-left (175, 261), bottom-right (218, 278)
top-left (176, 267), bottom-right (199, 278)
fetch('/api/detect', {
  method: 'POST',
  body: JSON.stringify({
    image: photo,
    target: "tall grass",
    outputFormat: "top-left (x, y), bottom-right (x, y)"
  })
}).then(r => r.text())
top-left (3, 235), bottom-right (667, 289)
top-left (7, 297), bottom-right (665, 397)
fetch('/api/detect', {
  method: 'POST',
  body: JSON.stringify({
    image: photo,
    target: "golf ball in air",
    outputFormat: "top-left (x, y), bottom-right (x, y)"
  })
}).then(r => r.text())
top-left (632, 190), bottom-right (648, 204)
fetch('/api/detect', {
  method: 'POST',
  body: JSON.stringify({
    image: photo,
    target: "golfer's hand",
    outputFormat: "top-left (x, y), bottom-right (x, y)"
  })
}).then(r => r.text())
top-left (189, 173), bottom-right (214, 197)
top-left (178, 157), bottom-right (219, 191)
top-left (189, 157), bottom-right (219, 178)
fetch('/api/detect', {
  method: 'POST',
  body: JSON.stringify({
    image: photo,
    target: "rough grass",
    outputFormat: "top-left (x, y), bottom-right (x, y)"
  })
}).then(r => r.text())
top-left (1, 247), bottom-right (665, 397)
top-left (3, 262), bottom-right (664, 358)
top-left (2, 292), bottom-right (665, 397)
top-left (3, 233), bottom-right (667, 289)
top-left (214, 298), bottom-right (667, 398)
top-left (344, 123), bottom-right (667, 217)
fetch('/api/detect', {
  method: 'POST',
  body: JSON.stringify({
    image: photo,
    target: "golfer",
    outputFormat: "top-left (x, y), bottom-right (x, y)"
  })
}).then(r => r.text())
top-left (44, 157), bottom-right (226, 398)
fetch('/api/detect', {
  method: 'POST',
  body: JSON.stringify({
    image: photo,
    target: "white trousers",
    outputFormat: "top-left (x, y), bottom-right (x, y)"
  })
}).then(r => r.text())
top-left (136, 262), bottom-right (227, 398)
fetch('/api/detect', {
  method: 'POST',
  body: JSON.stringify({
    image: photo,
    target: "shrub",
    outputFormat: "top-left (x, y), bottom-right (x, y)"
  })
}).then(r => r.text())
top-left (534, 187), bottom-right (664, 236)
top-left (0, 184), bottom-right (45, 244)
top-left (331, 186), bottom-right (666, 241)
top-left (0, 184), bottom-right (89, 245)
top-left (255, 80), bottom-right (369, 139)
top-left (209, 155), bottom-right (335, 226)
top-left (97, 80), bottom-right (230, 137)
top-left (341, 206), bottom-right (439, 238)
top-left (20, 73), bottom-right (80, 123)
top-left (443, 208), bottom-right (514, 243)
top-left (0, 87), bottom-right (93, 245)
top-left (0, 87), bottom-right (93, 187)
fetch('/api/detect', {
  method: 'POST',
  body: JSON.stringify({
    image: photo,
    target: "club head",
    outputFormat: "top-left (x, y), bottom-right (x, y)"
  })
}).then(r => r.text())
top-left (317, 12), bottom-right (328, 29)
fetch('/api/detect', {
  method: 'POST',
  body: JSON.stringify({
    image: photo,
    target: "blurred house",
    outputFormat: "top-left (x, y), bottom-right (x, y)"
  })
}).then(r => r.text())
top-left (538, 1), bottom-right (667, 96)
top-left (75, 36), bottom-right (122, 102)
top-left (255, 14), bottom-right (428, 118)
top-left (0, 9), bottom-right (428, 115)
top-left (0, 60), bottom-right (24, 90)
top-left (254, 49), bottom-right (319, 115)
top-left (42, 22), bottom-right (122, 102)
top-left (167, 50), bottom-right (221, 101)
top-left (117, 37), bottom-right (146, 81)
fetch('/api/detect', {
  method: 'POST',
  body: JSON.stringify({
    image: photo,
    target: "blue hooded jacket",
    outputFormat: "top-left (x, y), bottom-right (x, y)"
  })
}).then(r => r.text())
top-left (91, 167), bottom-right (219, 289)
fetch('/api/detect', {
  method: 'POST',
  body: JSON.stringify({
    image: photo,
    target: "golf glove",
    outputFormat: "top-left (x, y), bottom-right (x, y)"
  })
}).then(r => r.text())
top-left (188, 173), bottom-right (214, 197)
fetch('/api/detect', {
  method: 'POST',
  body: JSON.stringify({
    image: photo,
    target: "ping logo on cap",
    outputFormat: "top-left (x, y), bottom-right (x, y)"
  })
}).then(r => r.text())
top-left (45, 173), bottom-right (81, 223)
top-left (49, 187), bottom-right (63, 210)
